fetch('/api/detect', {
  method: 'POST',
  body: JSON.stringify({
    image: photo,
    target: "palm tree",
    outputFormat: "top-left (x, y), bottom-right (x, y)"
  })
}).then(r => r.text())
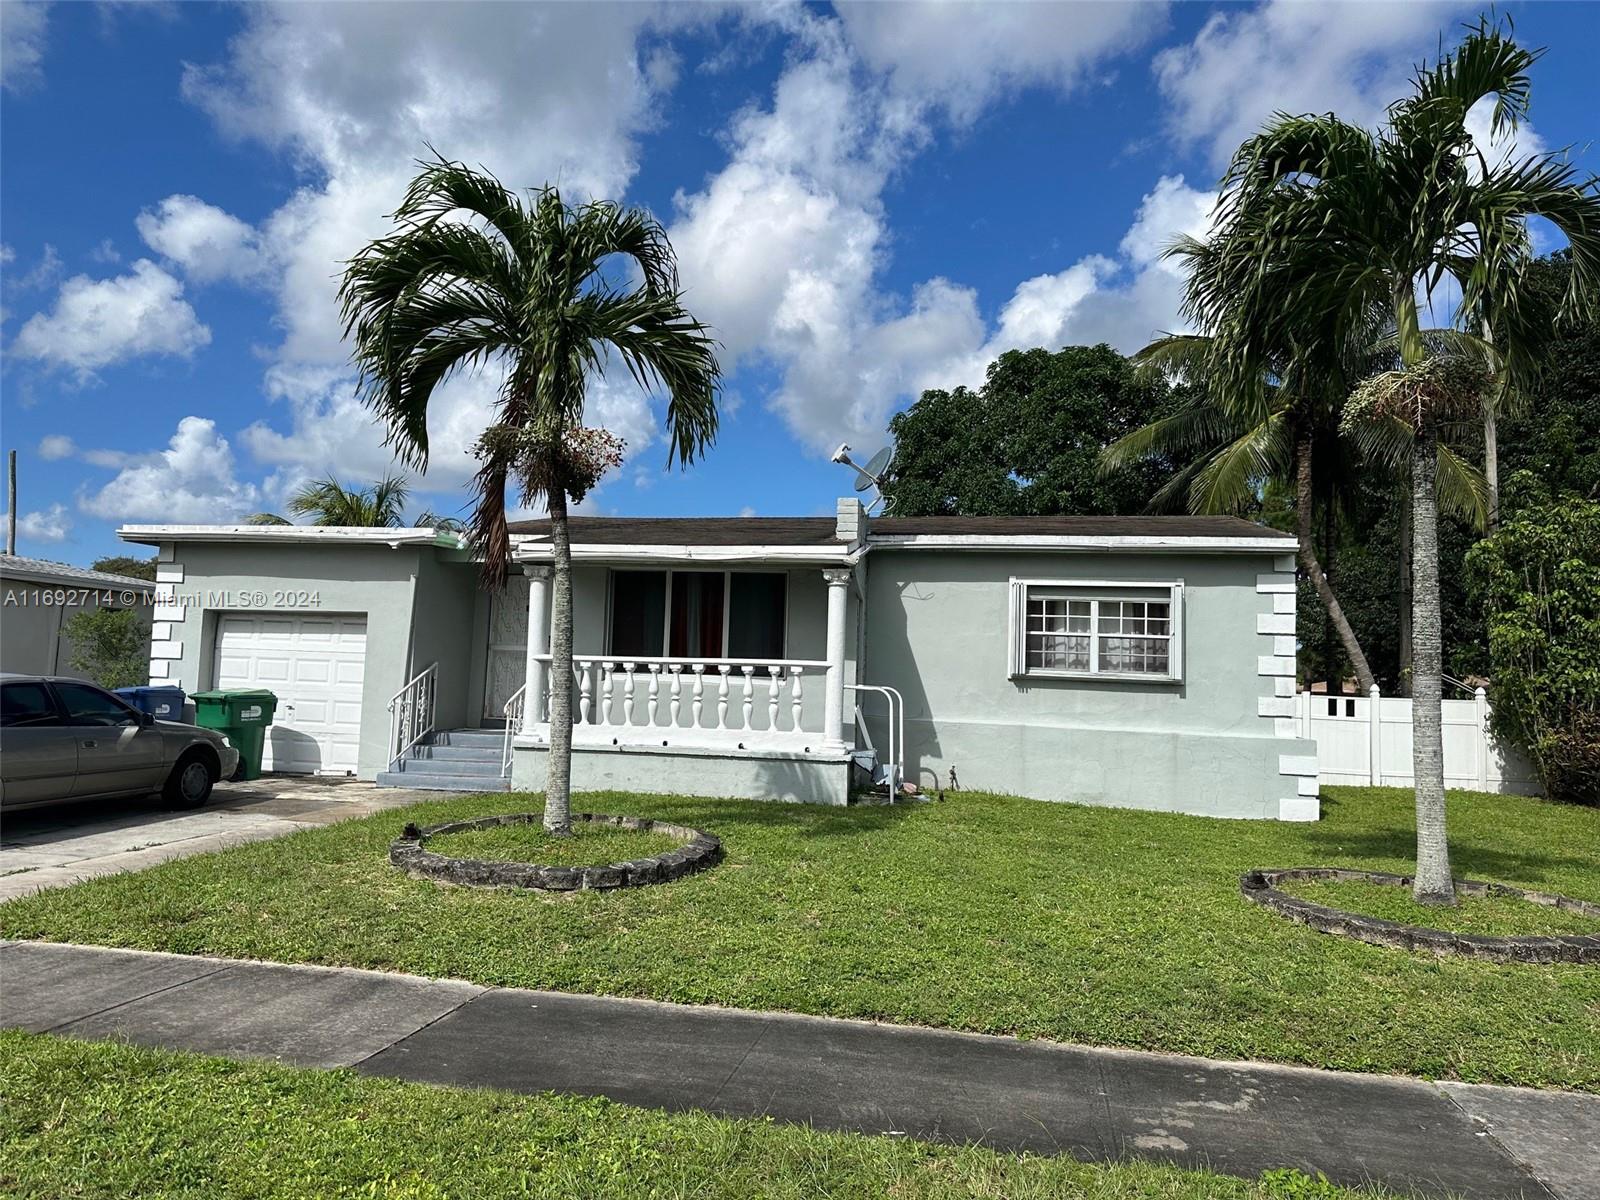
top-left (249, 474), bottom-right (466, 531)
top-left (286, 473), bottom-right (411, 526)
top-left (1196, 18), bottom-right (1600, 903)
top-left (1104, 318), bottom-right (1385, 694)
top-left (339, 156), bottom-right (721, 836)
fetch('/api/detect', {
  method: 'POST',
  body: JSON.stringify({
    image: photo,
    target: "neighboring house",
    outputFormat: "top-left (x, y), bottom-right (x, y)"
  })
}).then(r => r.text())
top-left (116, 502), bottom-right (1318, 820)
top-left (0, 555), bottom-right (154, 681)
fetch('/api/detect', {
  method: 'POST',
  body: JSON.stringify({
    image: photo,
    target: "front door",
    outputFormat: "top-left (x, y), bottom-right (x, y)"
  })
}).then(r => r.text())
top-left (483, 572), bottom-right (529, 722)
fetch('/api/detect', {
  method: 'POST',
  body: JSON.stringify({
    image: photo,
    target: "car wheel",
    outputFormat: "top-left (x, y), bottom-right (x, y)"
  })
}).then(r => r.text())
top-left (164, 752), bottom-right (216, 809)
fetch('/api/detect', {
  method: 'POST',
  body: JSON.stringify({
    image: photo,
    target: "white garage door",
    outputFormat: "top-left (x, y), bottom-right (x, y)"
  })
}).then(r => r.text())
top-left (214, 614), bottom-right (367, 775)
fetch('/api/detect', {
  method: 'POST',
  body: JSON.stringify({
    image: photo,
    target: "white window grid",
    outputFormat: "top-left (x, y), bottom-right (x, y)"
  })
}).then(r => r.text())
top-left (1008, 579), bottom-right (1184, 683)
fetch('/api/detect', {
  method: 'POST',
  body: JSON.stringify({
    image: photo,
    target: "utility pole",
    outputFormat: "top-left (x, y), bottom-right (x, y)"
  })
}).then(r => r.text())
top-left (6, 450), bottom-right (15, 556)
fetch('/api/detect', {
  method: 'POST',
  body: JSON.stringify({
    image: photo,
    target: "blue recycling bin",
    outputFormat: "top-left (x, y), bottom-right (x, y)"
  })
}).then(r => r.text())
top-left (114, 685), bottom-right (187, 722)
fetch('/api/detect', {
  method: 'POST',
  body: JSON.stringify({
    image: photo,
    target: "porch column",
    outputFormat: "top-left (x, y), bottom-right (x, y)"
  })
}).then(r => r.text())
top-left (522, 564), bottom-right (552, 738)
top-left (822, 567), bottom-right (851, 752)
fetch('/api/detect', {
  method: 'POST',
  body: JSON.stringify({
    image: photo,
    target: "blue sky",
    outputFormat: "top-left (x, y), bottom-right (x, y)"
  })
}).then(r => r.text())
top-left (2, 0), bottom-right (1596, 564)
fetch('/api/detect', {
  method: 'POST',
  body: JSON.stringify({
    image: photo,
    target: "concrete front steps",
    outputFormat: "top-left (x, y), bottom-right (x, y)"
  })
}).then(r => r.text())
top-left (375, 728), bottom-right (512, 792)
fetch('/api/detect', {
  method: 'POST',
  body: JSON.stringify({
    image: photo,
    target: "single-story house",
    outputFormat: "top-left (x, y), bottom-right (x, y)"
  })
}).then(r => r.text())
top-left (117, 501), bottom-right (1318, 820)
top-left (0, 554), bottom-right (154, 681)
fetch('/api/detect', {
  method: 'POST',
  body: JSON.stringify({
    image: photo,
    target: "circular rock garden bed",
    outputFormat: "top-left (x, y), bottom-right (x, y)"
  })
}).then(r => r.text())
top-left (1240, 868), bottom-right (1600, 964)
top-left (390, 813), bottom-right (722, 891)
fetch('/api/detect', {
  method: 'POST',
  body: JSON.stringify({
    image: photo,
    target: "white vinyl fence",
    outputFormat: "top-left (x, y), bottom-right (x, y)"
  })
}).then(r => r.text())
top-left (1296, 686), bottom-right (1541, 795)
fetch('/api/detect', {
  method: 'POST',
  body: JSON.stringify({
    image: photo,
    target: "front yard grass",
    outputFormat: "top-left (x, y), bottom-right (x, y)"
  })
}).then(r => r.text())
top-left (428, 819), bottom-right (684, 865)
top-left (2, 785), bottom-right (1596, 1090)
top-left (0, 1030), bottom-right (1392, 1199)
top-left (1278, 878), bottom-right (1600, 938)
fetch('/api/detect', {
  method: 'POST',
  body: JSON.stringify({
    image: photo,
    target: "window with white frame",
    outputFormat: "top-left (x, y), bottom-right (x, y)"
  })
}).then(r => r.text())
top-left (1009, 580), bottom-right (1183, 682)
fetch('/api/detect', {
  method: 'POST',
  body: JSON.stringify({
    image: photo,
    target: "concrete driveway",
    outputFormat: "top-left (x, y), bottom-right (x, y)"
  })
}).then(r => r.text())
top-left (0, 777), bottom-right (435, 902)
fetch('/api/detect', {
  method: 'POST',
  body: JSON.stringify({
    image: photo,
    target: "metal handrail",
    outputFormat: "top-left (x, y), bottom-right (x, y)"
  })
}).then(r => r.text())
top-left (386, 662), bottom-right (437, 772)
top-left (846, 683), bottom-right (904, 795)
top-left (501, 684), bottom-right (527, 779)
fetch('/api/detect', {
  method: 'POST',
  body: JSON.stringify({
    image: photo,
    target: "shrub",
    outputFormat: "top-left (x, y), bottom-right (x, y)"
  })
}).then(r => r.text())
top-left (61, 606), bottom-right (149, 691)
top-left (1466, 481), bottom-right (1600, 804)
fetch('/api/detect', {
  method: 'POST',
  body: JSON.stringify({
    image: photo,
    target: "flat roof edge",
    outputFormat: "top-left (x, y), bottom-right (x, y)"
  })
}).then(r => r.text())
top-left (118, 525), bottom-right (464, 549)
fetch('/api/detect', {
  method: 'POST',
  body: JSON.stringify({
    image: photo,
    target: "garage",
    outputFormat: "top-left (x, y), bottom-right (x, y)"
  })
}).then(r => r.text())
top-left (214, 614), bottom-right (367, 775)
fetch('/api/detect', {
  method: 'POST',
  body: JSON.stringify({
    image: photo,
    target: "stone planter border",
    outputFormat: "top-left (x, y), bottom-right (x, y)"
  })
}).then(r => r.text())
top-left (389, 812), bottom-right (722, 891)
top-left (1240, 867), bottom-right (1600, 964)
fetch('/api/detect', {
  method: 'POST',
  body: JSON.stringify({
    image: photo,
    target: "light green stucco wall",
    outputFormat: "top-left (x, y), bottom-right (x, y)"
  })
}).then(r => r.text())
top-left (411, 554), bottom-right (479, 731)
top-left (152, 542), bottom-right (431, 781)
top-left (860, 549), bottom-right (1312, 819)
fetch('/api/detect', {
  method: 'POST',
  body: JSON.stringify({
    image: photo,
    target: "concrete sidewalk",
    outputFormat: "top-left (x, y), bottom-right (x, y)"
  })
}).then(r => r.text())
top-left (3, 941), bottom-right (1594, 1199)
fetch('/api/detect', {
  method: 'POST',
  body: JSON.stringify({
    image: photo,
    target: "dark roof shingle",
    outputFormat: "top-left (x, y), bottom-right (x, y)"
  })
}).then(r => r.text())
top-left (506, 514), bottom-right (1290, 545)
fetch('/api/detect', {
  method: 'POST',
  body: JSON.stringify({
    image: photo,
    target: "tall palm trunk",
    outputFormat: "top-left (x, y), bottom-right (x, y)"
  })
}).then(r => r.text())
top-left (1482, 317), bottom-right (1500, 532)
top-left (1398, 489), bottom-right (1412, 695)
top-left (1295, 431), bottom-right (1377, 694)
top-left (1483, 405), bottom-right (1500, 532)
top-left (544, 488), bottom-right (574, 836)
top-left (1409, 421), bottom-right (1453, 903)
top-left (1395, 284), bottom-right (1452, 904)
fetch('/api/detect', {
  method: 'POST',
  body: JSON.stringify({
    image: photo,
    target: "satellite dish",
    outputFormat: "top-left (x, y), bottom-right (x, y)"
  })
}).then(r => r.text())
top-left (832, 443), bottom-right (896, 513)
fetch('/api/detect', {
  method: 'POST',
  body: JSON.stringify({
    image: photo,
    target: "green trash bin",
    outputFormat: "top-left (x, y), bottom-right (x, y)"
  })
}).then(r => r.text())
top-left (190, 689), bottom-right (279, 781)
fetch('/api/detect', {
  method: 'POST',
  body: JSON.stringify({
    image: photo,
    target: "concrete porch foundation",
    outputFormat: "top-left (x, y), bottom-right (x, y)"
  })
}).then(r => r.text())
top-left (510, 742), bottom-right (852, 806)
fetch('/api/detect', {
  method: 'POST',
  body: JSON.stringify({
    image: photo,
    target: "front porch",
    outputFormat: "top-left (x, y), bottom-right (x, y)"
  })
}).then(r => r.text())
top-left (383, 512), bottom-right (884, 805)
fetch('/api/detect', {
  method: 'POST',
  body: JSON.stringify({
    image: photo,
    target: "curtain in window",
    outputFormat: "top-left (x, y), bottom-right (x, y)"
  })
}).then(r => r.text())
top-left (670, 572), bottom-right (725, 658)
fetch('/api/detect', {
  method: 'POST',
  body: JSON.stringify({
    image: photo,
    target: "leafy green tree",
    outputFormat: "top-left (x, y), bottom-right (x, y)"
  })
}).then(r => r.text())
top-left (62, 607), bottom-right (148, 690)
top-left (1498, 252), bottom-right (1600, 501)
top-left (339, 156), bottom-right (720, 836)
top-left (1466, 481), bottom-right (1600, 804)
top-left (1189, 18), bottom-right (1600, 904)
top-left (90, 555), bottom-right (156, 582)
top-left (883, 345), bottom-right (1182, 517)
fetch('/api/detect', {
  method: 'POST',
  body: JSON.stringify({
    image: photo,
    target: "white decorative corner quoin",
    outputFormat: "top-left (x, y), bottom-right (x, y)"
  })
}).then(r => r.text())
top-left (148, 552), bottom-right (184, 687)
top-left (1257, 553), bottom-right (1318, 821)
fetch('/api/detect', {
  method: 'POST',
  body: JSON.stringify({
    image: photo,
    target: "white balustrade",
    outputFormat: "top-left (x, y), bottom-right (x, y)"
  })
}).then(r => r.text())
top-left (526, 653), bottom-right (828, 748)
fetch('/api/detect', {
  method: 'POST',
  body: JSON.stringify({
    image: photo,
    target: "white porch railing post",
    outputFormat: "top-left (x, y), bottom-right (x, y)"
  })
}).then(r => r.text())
top-left (522, 565), bottom-right (552, 738)
top-left (1368, 684), bottom-right (1382, 786)
top-left (1475, 686), bottom-right (1489, 790)
top-left (822, 568), bottom-right (851, 752)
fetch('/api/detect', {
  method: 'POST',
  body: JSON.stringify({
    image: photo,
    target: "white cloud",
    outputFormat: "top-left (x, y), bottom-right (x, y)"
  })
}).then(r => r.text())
top-left (3, 503), bottom-right (71, 544)
top-left (1153, 1), bottom-right (1463, 167)
top-left (162, 2), bottom-right (693, 482)
top-left (37, 434), bottom-right (75, 460)
top-left (80, 416), bottom-right (259, 522)
top-left (837, 0), bottom-right (1164, 124)
top-left (0, 1), bottom-right (49, 94)
top-left (1463, 94), bottom-right (1547, 174)
top-left (670, 2), bottom-right (1213, 454)
top-left (137, 194), bottom-right (264, 284)
top-left (12, 259), bottom-right (210, 378)
top-left (9, 243), bottom-right (62, 291)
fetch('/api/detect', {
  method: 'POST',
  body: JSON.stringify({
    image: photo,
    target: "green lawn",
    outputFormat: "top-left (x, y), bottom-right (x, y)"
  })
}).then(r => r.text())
top-left (3, 786), bottom-right (1596, 1090)
top-left (1279, 878), bottom-right (1600, 937)
top-left (0, 1031), bottom-right (1387, 1200)
top-left (429, 819), bottom-right (684, 865)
